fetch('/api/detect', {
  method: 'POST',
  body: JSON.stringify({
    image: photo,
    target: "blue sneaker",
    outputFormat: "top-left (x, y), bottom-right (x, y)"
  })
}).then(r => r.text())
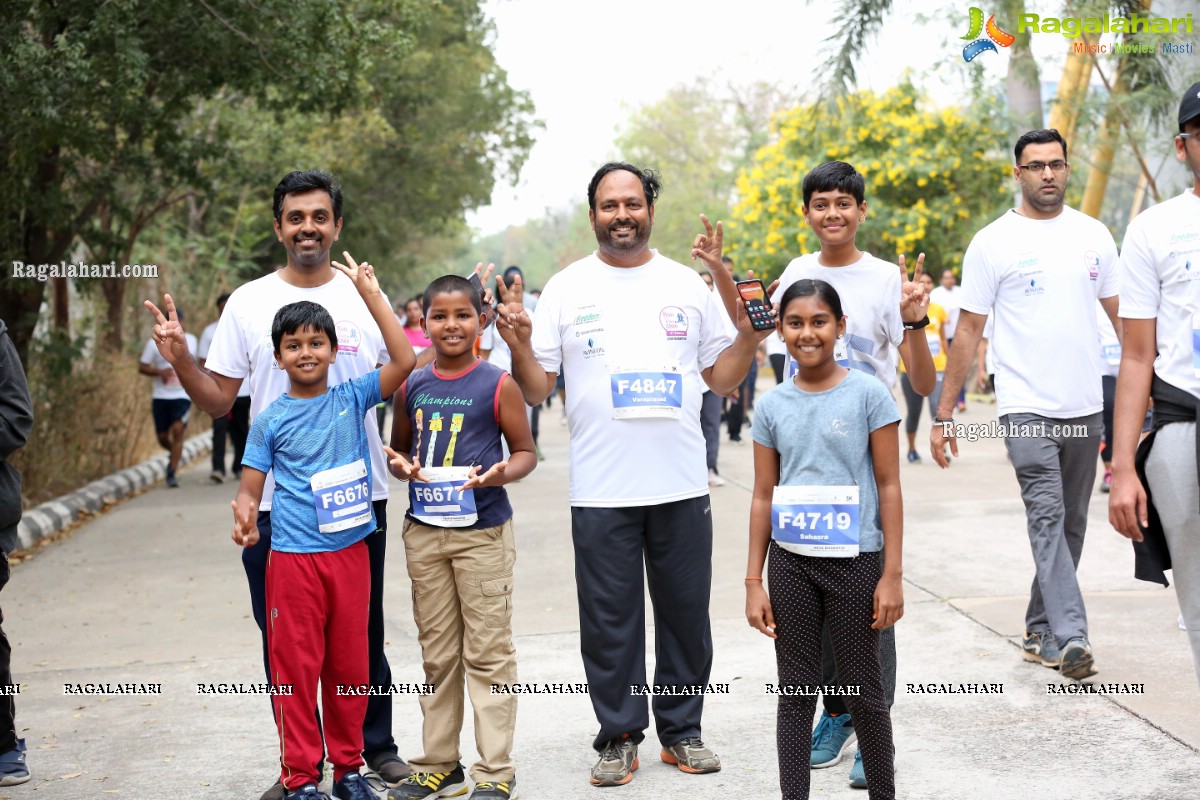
top-left (848, 746), bottom-right (896, 789)
top-left (333, 771), bottom-right (385, 800)
top-left (848, 748), bottom-right (866, 788)
top-left (0, 738), bottom-right (28, 786)
top-left (810, 710), bottom-right (856, 768)
top-left (285, 784), bottom-right (330, 800)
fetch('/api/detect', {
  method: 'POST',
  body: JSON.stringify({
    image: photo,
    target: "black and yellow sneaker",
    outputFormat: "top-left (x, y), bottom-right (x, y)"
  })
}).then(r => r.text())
top-left (389, 763), bottom-right (469, 799)
top-left (471, 777), bottom-right (517, 799)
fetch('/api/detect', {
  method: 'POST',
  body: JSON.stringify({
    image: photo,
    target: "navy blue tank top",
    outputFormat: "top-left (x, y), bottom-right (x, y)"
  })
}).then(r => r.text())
top-left (402, 359), bottom-right (513, 528)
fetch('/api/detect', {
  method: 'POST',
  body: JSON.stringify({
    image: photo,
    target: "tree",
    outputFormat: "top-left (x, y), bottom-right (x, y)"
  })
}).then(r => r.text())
top-left (0, 0), bottom-right (405, 364)
top-left (727, 82), bottom-right (1011, 281)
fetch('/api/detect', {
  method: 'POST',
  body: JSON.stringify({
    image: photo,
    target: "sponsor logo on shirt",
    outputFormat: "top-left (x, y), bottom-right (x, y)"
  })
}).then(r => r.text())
top-left (1025, 278), bottom-right (1045, 296)
top-left (582, 337), bottom-right (606, 359)
top-left (574, 311), bottom-right (603, 325)
top-left (336, 320), bottom-right (362, 354)
top-left (1084, 251), bottom-right (1100, 280)
top-left (659, 306), bottom-right (689, 339)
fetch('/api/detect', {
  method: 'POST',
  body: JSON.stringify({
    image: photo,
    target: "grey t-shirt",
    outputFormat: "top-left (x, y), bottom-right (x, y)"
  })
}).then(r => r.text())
top-left (751, 369), bottom-right (900, 552)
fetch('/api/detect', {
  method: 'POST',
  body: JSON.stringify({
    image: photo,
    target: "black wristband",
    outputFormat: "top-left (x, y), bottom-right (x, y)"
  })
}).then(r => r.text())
top-left (903, 315), bottom-right (930, 331)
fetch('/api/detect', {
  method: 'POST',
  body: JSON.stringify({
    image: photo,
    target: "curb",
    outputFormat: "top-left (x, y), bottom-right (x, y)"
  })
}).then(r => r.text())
top-left (16, 432), bottom-right (212, 550)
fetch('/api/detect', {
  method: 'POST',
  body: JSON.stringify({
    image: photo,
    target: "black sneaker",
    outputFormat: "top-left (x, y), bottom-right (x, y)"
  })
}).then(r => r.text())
top-left (368, 752), bottom-right (412, 788)
top-left (285, 785), bottom-right (330, 800)
top-left (471, 777), bottom-right (517, 799)
top-left (333, 771), bottom-right (385, 800)
top-left (390, 763), bottom-right (470, 799)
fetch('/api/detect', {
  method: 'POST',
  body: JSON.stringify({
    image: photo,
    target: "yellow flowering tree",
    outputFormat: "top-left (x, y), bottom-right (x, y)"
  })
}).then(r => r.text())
top-left (728, 82), bottom-right (1011, 281)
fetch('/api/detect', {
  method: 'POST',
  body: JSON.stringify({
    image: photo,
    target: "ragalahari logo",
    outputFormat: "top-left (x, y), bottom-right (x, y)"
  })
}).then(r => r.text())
top-left (961, 7), bottom-right (1016, 61)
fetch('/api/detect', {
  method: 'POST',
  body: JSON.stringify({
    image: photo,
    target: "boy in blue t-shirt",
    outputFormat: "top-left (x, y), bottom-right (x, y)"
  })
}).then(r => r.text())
top-left (233, 253), bottom-right (410, 800)
top-left (384, 274), bottom-right (536, 800)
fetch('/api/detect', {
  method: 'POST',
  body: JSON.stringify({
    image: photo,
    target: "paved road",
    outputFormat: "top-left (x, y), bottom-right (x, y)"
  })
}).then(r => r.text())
top-left (5, 385), bottom-right (1199, 799)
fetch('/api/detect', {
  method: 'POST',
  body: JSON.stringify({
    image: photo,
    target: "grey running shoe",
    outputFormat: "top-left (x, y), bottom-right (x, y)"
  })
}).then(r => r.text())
top-left (1060, 638), bottom-right (1098, 679)
top-left (1039, 633), bottom-right (1062, 668)
top-left (367, 753), bottom-right (412, 788)
top-left (590, 735), bottom-right (638, 786)
top-left (660, 737), bottom-right (721, 774)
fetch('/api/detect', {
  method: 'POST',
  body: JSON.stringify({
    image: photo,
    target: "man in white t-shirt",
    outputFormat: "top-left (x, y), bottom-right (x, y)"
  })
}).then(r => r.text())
top-left (495, 162), bottom-right (768, 788)
top-left (932, 129), bottom-right (1120, 681)
top-left (1109, 82), bottom-right (1200, 688)
top-left (198, 293), bottom-right (252, 483)
top-left (138, 311), bottom-right (197, 488)
top-left (143, 171), bottom-right (417, 800)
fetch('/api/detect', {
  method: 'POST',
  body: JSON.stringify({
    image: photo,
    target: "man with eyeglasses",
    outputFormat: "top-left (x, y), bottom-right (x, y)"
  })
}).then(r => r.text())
top-left (931, 129), bottom-right (1120, 680)
top-left (1109, 81), bottom-right (1200, 689)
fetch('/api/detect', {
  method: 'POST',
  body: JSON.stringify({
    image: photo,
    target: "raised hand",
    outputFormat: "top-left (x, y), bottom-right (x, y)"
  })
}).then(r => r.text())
top-left (143, 294), bottom-right (192, 365)
top-left (494, 273), bottom-right (532, 346)
top-left (231, 498), bottom-right (259, 547)
top-left (382, 445), bottom-right (429, 483)
top-left (459, 461), bottom-right (508, 491)
top-left (332, 251), bottom-right (381, 297)
top-left (691, 214), bottom-right (725, 273)
top-left (471, 262), bottom-right (497, 309)
top-left (898, 253), bottom-right (929, 323)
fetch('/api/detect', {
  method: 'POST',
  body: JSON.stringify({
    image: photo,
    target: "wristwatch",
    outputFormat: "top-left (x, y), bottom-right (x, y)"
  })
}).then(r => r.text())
top-left (902, 315), bottom-right (930, 331)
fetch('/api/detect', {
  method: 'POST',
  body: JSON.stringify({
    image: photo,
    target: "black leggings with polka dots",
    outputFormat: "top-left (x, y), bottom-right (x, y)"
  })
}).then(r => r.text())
top-left (768, 541), bottom-right (894, 799)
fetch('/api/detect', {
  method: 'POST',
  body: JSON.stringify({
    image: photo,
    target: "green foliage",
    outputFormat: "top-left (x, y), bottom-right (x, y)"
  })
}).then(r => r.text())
top-left (728, 82), bottom-right (1012, 282)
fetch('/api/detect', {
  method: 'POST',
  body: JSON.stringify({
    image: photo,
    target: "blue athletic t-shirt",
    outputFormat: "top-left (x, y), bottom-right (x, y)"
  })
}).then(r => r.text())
top-left (242, 371), bottom-right (383, 553)
top-left (751, 370), bottom-right (900, 552)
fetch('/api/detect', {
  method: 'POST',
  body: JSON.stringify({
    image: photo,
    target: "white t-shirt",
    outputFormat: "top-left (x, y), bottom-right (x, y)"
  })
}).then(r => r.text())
top-left (960, 206), bottom-right (1118, 418)
top-left (140, 334), bottom-right (198, 400)
top-left (1118, 189), bottom-right (1200, 397)
top-left (199, 321), bottom-right (251, 398)
top-left (929, 284), bottom-right (962, 339)
top-left (204, 270), bottom-right (391, 510)
top-left (1096, 303), bottom-right (1121, 379)
top-left (532, 251), bottom-right (733, 506)
top-left (770, 252), bottom-right (905, 387)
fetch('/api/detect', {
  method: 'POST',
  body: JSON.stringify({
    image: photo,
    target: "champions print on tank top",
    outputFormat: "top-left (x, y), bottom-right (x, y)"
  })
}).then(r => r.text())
top-left (403, 359), bottom-right (513, 529)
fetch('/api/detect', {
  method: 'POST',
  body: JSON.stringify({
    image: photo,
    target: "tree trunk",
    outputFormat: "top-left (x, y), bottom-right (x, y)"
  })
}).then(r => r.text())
top-left (1048, 50), bottom-right (1093, 144)
top-left (1004, 0), bottom-right (1042, 131)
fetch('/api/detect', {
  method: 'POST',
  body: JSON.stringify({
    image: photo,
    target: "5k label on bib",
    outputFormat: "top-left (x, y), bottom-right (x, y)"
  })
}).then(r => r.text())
top-left (610, 364), bottom-right (683, 420)
top-left (410, 466), bottom-right (478, 528)
top-left (771, 485), bottom-right (860, 557)
top-left (311, 459), bottom-right (372, 534)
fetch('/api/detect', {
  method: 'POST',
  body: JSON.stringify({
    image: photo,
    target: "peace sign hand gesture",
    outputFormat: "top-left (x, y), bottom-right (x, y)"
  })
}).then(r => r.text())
top-left (143, 293), bottom-right (191, 365)
top-left (231, 498), bottom-right (259, 548)
top-left (898, 253), bottom-right (929, 323)
top-left (494, 271), bottom-right (533, 346)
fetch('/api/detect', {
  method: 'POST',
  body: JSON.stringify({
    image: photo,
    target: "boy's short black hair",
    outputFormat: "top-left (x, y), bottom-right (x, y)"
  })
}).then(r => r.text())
top-left (271, 301), bottom-right (338, 353)
top-left (587, 162), bottom-right (662, 211)
top-left (423, 275), bottom-right (482, 316)
top-left (802, 162), bottom-right (865, 207)
top-left (1013, 129), bottom-right (1068, 163)
top-left (273, 170), bottom-right (344, 224)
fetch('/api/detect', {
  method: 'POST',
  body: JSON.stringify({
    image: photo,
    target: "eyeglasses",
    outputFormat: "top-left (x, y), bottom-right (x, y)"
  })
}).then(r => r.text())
top-left (1181, 134), bottom-right (1196, 143)
top-left (1017, 160), bottom-right (1069, 174)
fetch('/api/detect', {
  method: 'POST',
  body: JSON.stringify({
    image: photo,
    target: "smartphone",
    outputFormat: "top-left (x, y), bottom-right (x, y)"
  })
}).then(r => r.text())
top-left (467, 270), bottom-right (497, 330)
top-left (736, 279), bottom-right (775, 331)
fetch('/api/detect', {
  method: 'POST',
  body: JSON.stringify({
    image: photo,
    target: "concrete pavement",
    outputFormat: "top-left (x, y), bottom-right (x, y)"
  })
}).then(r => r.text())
top-left (5, 383), bottom-right (1200, 799)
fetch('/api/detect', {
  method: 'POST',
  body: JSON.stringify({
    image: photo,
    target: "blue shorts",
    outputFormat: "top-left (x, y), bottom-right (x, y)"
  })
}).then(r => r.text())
top-left (152, 398), bottom-right (191, 433)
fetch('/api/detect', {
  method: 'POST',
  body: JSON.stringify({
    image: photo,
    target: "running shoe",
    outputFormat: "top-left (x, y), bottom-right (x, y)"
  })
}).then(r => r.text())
top-left (708, 469), bottom-right (726, 487)
top-left (906, 450), bottom-right (921, 463)
top-left (590, 735), bottom-right (638, 786)
top-left (660, 737), bottom-right (721, 774)
top-left (367, 752), bottom-right (412, 788)
top-left (0, 739), bottom-right (28, 786)
top-left (260, 781), bottom-right (285, 800)
top-left (1021, 631), bottom-right (1059, 667)
top-left (210, 470), bottom-right (225, 484)
top-left (333, 772), bottom-right (385, 800)
top-left (810, 709), bottom-right (856, 768)
top-left (166, 473), bottom-right (179, 488)
top-left (1060, 638), bottom-right (1098, 679)
top-left (1100, 469), bottom-right (1112, 493)
top-left (1180, 614), bottom-right (1188, 631)
top-left (471, 777), bottom-right (518, 799)
top-left (848, 746), bottom-right (896, 789)
top-left (285, 785), bottom-right (329, 800)
top-left (391, 763), bottom-right (470, 799)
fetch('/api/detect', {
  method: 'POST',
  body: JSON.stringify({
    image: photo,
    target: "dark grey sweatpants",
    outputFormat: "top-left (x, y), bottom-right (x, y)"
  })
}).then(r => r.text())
top-left (1002, 412), bottom-right (1102, 646)
top-left (571, 496), bottom-right (714, 751)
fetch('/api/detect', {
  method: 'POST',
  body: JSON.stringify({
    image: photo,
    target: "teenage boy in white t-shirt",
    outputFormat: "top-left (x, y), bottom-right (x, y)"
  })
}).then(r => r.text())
top-left (745, 161), bottom-right (933, 790)
top-left (494, 162), bottom-right (768, 788)
top-left (932, 129), bottom-right (1120, 681)
top-left (143, 170), bottom-right (417, 800)
top-left (1109, 82), bottom-right (1200, 688)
